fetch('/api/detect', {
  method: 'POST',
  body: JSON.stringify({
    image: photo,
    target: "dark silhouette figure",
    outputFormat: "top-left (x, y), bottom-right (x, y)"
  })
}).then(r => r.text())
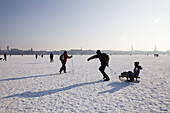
top-left (154, 54), bottom-right (159, 57)
top-left (87, 50), bottom-right (110, 81)
top-left (50, 53), bottom-right (54, 62)
top-left (41, 54), bottom-right (43, 58)
top-left (127, 62), bottom-right (143, 81)
top-left (59, 51), bottom-right (72, 74)
top-left (4, 53), bottom-right (7, 61)
top-left (35, 54), bottom-right (38, 59)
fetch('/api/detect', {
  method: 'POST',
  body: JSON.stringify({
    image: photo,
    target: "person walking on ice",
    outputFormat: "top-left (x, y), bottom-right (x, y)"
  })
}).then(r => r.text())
top-left (87, 50), bottom-right (110, 81)
top-left (50, 52), bottom-right (54, 62)
top-left (35, 54), bottom-right (38, 59)
top-left (4, 53), bottom-right (7, 61)
top-left (59, 51), bottom-right (72, 74)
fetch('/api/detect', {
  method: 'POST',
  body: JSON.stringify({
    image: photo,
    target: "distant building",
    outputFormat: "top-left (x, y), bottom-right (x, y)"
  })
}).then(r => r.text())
top-left (7, 46), bottom-right (9, 51)
top-left (31, 48), bottom-right (33, 52)
top-left (154, 46), bottom-right (159, 57)
top-left (11, 48), bottom-right (19, 51)
top-left (130, 45), bottom-right (133, 55)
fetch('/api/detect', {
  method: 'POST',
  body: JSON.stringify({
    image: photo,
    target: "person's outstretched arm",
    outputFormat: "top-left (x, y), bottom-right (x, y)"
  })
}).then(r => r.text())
top-left (139, 66), bottom-right (143, 70)
top-left (67, 55), bottom-right (72, 59)
top-left (87, 55), bottom-right (98, 61)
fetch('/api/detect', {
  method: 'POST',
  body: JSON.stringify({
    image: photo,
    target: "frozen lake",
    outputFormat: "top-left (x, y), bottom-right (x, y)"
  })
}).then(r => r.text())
top-left (0, 55), bottom-right (170, 113)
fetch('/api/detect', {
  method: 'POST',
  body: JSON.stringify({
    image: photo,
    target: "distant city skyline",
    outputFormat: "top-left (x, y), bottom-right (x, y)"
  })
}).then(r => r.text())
top-left (1, 45), bottom-right (170, 56)
top-left (0, 45), bottom-right (169, 52)
top-left (0, 0), bottom-right (170, 51)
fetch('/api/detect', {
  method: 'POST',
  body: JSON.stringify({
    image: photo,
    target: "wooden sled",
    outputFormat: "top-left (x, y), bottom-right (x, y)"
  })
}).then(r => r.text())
top-left (119, 72), bottom-right (140, 83)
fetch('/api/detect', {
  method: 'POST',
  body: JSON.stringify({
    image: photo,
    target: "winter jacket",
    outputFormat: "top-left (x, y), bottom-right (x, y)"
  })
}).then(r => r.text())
top-left (88, 53), bottom-right (109, 66)
top-left (60, 53), bottom-right (72, 63)
top-left (133, 66), bottom-right (143, 77)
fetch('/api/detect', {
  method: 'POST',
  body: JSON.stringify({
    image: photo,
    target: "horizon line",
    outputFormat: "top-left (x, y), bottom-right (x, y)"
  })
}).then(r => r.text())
top-left (0, 48), bottom-right (170, 52)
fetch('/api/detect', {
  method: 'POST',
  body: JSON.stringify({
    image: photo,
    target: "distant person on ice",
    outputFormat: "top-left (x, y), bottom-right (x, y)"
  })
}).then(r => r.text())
top-left (4, 53), bottom-right (7, 61)
top-left (35, 54), bottom-right (38, 59)
top-left (87, 50), bottom-right (110, 81)
top-left (50, 52), bottom-right (54, 62)
top-left (59, 51), bottom-right (72, 74)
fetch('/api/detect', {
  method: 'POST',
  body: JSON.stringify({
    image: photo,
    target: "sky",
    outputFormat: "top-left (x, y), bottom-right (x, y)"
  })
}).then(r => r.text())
top-left (0, 0), bottom-right (170, 51)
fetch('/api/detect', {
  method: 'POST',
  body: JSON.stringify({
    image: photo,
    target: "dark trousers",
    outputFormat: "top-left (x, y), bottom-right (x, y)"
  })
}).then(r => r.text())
top-left (60, 62), bottom-right (66, 73)
top-left (128, 71), bottom-right (135, 81)
top-left (50, 58), bottom-right (53, 62)
top-left (99, 65), bottom-right (109, 79)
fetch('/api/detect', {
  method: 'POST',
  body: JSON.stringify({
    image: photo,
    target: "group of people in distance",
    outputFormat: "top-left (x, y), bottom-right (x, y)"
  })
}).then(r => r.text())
top-left (58, 50), bottom-right (143, 82)
top-left (2, 49), bottom-right (142, 82)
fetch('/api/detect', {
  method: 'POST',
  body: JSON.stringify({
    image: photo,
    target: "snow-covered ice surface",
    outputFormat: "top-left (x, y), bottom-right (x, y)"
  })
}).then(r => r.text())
top-left (0, 55), bottom-right (170, 113)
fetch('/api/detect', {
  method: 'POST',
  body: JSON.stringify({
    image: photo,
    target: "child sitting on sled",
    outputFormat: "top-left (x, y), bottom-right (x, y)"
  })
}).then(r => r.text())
top-left (128, 62), bottom-right (143, 81)
top-left (120, 62), bottom-right (143, 82)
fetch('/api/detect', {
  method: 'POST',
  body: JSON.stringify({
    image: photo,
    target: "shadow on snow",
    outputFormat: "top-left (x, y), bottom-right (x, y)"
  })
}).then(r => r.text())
top-left (2, 80), bottom-right (103, 98)
top-left (0, 73), bottom-right (60, 82)
top-left (98, 82), bottom-right (133, 94)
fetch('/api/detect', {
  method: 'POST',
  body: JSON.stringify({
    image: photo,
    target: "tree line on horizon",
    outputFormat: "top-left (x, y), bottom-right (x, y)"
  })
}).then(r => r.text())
top-left (0, 49), bottom-right (170, 55)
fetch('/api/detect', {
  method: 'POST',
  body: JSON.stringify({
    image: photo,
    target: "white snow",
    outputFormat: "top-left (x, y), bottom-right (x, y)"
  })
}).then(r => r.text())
top-left (0, 55), bottom-right (170, 113)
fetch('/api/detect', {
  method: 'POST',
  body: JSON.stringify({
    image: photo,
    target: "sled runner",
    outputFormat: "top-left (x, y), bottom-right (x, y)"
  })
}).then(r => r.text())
top-left (119, 72), bottom-right (140, 83)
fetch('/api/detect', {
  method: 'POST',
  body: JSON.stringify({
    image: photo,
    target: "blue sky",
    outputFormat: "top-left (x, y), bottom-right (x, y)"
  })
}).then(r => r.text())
top-left (0, 0), bottom-right (170, 51)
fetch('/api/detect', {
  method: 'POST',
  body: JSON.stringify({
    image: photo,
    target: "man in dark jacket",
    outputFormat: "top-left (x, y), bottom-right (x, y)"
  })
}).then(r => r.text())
top-left (59, 51), bottom-right (72, 74)
top-left (50, 52), bottom-right (54, 62)
top-left (87, 50), bottom-right (110, 81)
top-left (4, 53), bottom-right (7, 61)
top-left (35, 54), bottom-right (38, 59)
